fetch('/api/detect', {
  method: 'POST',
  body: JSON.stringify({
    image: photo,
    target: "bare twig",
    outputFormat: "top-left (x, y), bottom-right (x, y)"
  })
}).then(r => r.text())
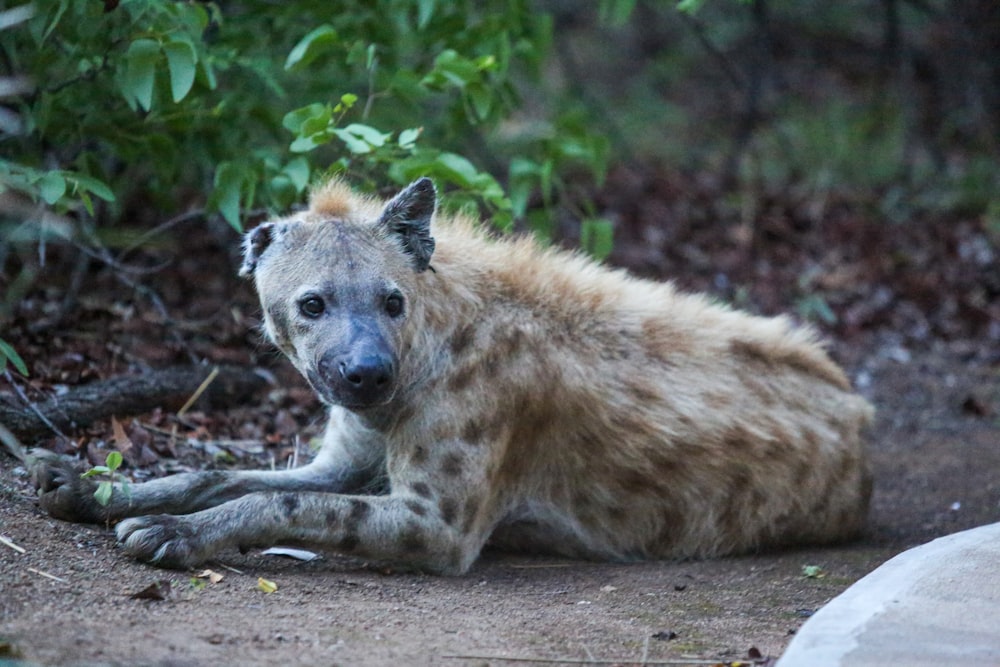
top-left (117, 209), bottom-right (207, 259)
top-left (0, 534), bottom-right (25, 554)
top-left (27, 567), bottom-right (69, 584)
top-left (677, 11), bottom-right (745, 91)
top-left (4, 369), bottom-right (71, 441)
top-left (441, 655), bottom-right (751, 665)
top-left (176, 366), bottom-right (220, 418)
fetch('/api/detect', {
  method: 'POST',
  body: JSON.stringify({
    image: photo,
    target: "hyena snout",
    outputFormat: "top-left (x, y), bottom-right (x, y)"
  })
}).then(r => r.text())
top-left (318, 347), bottom-right (397, 408)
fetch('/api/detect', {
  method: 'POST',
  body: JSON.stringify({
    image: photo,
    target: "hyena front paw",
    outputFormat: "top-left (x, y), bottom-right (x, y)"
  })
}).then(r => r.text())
top-left (116, 515), bottom-right (215, 569)
top-left (28, 449), bottom-right (104, 524)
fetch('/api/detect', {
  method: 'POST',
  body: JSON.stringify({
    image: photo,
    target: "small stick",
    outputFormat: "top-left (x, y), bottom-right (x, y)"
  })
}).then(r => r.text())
top-left (441, 656), bottom-right (741, 665)
top-left (4, 369), bottom-right (70, 441)
top-left (27, 567), bottom-right (69, 584)
top-left (214, 562), bottom-right (245, 575)
top-left (176, 366), bottom-right (220, 418)
top-left (0, 534), bottom-right (26, 554)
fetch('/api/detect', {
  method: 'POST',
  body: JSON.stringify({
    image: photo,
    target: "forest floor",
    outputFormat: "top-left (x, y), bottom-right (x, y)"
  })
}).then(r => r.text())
top-left (1, 166), bottom-right (998, 666)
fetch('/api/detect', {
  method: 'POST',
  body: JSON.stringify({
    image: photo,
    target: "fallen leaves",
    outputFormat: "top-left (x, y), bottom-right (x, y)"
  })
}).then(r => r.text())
top-left (257, 577), bottom-right (278, 594)
top-left (802, 565), bottom-right (826, 579)
top-left (129, 579), bottom-right (172, 601)
top-left (195, 569), bottom-right (224, 584)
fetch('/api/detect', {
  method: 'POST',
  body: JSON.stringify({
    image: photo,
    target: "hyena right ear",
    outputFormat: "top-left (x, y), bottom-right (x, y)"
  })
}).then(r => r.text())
top-left (239, 222), bottom-right (278, 277)
top-left (378, 178), bottom-right (437, 273)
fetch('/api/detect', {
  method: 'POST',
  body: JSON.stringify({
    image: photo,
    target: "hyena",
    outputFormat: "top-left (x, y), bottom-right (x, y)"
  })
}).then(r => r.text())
top-left (32, 177), bottom-right (873, 574)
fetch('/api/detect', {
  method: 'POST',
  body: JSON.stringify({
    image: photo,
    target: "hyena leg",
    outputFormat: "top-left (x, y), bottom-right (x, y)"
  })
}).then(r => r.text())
top-left (116, 490), bottom-right (487, 574)
top-left (29, 448), bottom-right (377, 524)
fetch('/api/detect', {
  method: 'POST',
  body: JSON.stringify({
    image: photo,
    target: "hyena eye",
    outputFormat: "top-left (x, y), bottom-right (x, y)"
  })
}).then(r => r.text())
top-left (384, 292), bottom-right (405, 318)
top-left (298, 295), bottom-right (325, 318)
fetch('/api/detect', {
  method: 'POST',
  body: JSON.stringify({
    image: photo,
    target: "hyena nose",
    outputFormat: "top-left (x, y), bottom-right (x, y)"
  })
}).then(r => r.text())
top-left (318, 351), bottom-right (396, 407)
top-left (339, 355), bottom-right (393, 390)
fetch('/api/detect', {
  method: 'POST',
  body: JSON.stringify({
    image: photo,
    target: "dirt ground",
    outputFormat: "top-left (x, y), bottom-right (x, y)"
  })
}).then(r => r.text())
top-left (1, 168), bottom-right (999, 666)
top-left (0, 337), bottom-right (997, 666)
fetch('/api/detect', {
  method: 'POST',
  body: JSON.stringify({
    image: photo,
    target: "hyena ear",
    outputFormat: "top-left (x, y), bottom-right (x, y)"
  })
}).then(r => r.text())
top-left (378, 178), bottom-right (437, 273)
top-left (239, 222), bottom-right (278, 277)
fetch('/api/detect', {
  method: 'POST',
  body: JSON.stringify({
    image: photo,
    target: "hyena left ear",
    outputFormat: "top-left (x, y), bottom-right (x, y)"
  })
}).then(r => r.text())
top-left (239, 222), bottom-right (278, 277)
top-left (378, 178), bottom-right (437, 273)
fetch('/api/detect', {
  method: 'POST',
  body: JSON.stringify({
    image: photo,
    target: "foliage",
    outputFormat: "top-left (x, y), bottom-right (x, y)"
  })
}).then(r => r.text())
top-left (0, 0), bottom-right (621, 239)
top-left (0, 338), bottom-right (28, 376)
top-left (81, 450), bottom-right (129, 507)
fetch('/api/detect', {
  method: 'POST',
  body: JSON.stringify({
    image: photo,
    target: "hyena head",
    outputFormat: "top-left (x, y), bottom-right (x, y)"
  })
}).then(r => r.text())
top-left (239, 178), bottom-right (437, 410)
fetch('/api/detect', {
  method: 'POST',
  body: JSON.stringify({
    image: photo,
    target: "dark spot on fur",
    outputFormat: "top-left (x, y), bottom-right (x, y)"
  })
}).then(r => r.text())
top-left (349, 498), bottom-right (371, 520)
top-left (411, 445), bottom-right (428, 465)
top-left (461, 421), bottom-right (484, 445)
top-left (266, 305), bottom-right (289, 337)
top-left (626, 379), bottom-right (661, 404)
top-left (412, 482), bottom-right (432, 499)
top-left (338, 534), bottom-right (359, 552)
top-left (325, 509), bottom-right (339, 526)
top-left (450, 325), bottom-right (475, 356)
top-left (401, 524), bottom-right (427, 554)
top-left (448, 365), bottom-right (477, 392)
top-left (343, 498), bottom-right (370, 532)
top-left (718, 469), bottom-right (753, 541)
top-left (617, 469), bottom-right (663, 497)
top-left (406, 500), bottom-right (428, 517)
top-left (280, 493), bottom-right (300, 515)
top-left (608, 505), bottom-right (628, 521)
top-left (440, 452), bottom-right (464, 477)
top-left (793, 460), bottom-right (812, 487)
top-left (439, 497), bottom-right (458, 526)
top-left (462, 498), bottom-right (480, 533)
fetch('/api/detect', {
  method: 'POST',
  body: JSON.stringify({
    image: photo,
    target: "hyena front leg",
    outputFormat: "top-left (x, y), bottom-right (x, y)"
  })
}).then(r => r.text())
top-left (29, 440), bottom-right (381, 524)
top-left (115, 484), bottom-right (490, 574)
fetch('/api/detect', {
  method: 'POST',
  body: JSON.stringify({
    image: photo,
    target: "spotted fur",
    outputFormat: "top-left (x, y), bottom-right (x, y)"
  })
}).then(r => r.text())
top-left (31, 177), bottom-right (873, 574)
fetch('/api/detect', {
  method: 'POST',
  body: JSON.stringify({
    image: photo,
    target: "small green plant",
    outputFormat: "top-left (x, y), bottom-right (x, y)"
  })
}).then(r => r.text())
top-left (0, 338), bottom-right (28, 376)
top-left (81, 451), bottom-right (130, 507)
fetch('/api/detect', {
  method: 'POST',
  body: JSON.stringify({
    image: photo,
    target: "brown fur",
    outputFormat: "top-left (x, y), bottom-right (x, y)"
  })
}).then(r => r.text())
top-left (31, 178), bottom-right (873, 574)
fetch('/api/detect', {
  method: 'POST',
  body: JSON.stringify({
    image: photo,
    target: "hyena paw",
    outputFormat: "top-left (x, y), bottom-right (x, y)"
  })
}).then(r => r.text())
top-left (116, 515), bottom-right (215, 569)
top-left (28, 449), bottom-right (103, 523)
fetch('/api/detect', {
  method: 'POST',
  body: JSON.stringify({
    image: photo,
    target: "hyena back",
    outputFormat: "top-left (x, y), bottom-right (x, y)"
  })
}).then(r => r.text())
top-left (32, 177), bottom-right (873, 573)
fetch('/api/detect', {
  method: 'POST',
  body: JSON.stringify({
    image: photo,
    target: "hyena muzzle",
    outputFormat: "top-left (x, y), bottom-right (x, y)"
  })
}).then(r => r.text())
top-left (30, 177), bottom-right (873, 574)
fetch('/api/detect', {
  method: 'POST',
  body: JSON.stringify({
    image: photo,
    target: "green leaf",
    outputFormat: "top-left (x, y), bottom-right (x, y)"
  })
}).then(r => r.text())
top-left (0, 338), bottom-right (28, 376)
top-left (416, 0), bottom-right (436, 29)
top-left (343, 123), bottom-right (388, 147)
top-left (580, 218), bottom-right (614, 261)
top-left (601, 0), bottom-right (638, 24)
top-left (285, 25), bottom-right (338, 71)
top-left (332, 128), bottom-right (372, 154)
top-left (282, 103), bottom-right (329, 134)
top-left (38, 172), bottom-right (66, 204)
top-left (163, 39), bottom-right (198, 102)
top-left (68, 174), bottom-right (115, 202)
top-left (121, 38), bottom-right (161, 111)
top-left (94, 481), bottom-right (113, 507)
top-left (676, 0), bottom-right (707, 14)
top-left (212, 162), bottom-right (244, 231)
top-left (398, 127), bottom-right (422, 149)
top-left (81, 466), bottom-right (110, 478)
top-left (281, 157), bottom-right (310, 192)
top-left (433, 152), bottom-right (480, 188)
top-left (105, 450), bottom-right (123, 471)
top-left (466, 83), bottom-right (493, 121)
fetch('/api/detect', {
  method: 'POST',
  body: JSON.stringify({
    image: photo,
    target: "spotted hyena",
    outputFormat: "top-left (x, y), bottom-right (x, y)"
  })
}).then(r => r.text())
top-left (31, 177), bottom-right (873, 573)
